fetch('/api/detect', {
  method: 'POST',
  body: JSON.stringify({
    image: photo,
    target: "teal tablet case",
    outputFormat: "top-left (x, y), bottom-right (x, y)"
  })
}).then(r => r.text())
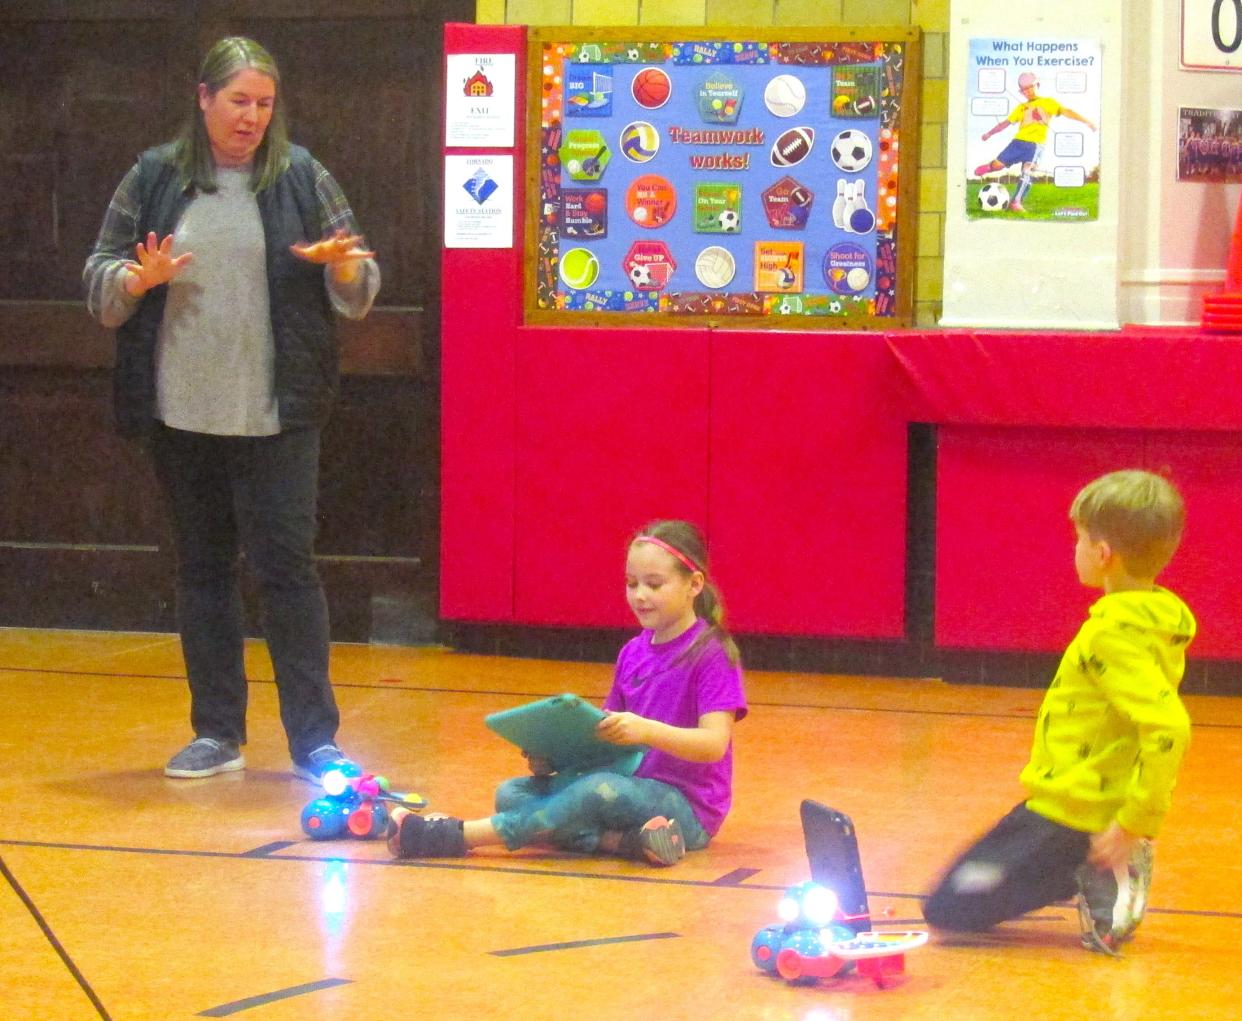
top-left (484, 693), bottom-right (646, 776)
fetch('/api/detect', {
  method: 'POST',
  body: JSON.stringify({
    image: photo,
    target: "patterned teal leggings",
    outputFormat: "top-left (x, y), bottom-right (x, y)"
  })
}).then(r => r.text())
top-left (490, 771), bottom-right (710, 855)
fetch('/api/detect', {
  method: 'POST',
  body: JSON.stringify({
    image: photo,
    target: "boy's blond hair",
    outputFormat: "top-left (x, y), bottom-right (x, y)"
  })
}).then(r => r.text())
top-left (1070, 470), bottom-right (1185, 579)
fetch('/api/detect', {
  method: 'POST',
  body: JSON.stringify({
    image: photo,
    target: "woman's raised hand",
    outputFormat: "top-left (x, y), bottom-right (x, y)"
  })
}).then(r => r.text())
top-left (290, 228), bottom-right (375, 265)
top-left (291, 228), bottom-right (375, 284)
top-left (124, 232), bottom-right (194, 296)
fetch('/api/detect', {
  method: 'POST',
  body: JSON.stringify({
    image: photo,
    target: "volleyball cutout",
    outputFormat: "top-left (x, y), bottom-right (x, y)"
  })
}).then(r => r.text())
top-left (764, 74), bottom-right (806, 118)
top-left (632, 67), bottom-right (671, 109)
top-left (559, 247), bottom-right (600, 289)
top-left (846, 266), bottom-right (871, 291)
top-left (695, 246), bottom-right (736, 289)
top-left (620, 121), bottom-right (660, 163)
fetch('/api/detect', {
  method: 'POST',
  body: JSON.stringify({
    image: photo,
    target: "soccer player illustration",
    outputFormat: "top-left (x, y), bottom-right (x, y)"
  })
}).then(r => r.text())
top-left (974, 72), bottom-right (1097, 213)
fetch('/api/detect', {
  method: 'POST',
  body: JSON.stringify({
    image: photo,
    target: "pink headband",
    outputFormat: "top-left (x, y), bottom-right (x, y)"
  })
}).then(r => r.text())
top-left (634, 535), bottom-right (703, 575)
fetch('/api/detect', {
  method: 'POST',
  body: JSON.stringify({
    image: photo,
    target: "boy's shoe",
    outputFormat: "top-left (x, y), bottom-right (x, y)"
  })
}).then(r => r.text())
top-left (387, 812), bottom-right (467, 858)
top-left (1076, 841), bottom-right (1154, 955)
top-left (164, 737), bottom-right (245, 778)
top-left (973, 163), bottom-right (994, 177)
top-left (636, 816), bottom-right (686, 867)
top-left (1009, 201), bottom-right (1026, 212)
top-left (292, 743), bottom-right (353, 783)
top-left (1113, 840), bottom-right (1154, 946)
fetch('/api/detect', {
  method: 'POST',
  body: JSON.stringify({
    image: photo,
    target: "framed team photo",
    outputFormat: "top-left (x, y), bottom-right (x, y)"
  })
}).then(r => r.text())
top-left (1177, 106), bottom-right (1242, 182)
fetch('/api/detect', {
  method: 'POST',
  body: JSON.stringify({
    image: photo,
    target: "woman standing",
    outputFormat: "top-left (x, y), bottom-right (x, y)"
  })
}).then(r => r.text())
top-left (84, 36), bottom-right (379, 782)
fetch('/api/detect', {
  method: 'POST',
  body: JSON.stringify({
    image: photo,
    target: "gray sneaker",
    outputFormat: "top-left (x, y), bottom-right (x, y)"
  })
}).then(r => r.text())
top-left (1076, 840), bottom-right (1154, 955)
top-left (165, 737), bottom-right (245, 778)
top-left (1113, 839), bottom-right (1155, 946)
top-left (292, 743), bottom-right (353, 783)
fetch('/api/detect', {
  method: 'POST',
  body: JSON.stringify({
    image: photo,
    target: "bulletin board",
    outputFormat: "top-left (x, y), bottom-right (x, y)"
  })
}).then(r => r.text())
top-left (525, 27), bottom-right (922, 328)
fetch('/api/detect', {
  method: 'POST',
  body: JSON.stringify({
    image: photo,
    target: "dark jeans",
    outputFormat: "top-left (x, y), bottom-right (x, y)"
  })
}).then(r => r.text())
top-left (922, 802), bottom-right (1091, 931)
top-left (149, 424), bottom-right (339, 763)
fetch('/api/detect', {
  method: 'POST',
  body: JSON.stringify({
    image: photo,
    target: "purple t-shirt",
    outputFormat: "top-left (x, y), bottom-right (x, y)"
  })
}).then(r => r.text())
top-left (604, 619), bottom-right (747, 835)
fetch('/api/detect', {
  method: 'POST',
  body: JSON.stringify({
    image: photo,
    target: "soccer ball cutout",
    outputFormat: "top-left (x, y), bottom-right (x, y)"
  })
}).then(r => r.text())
top-left (626, 48), bottom-right (641, 62)
top-left (979, 182), bottom-right (1011, 211)
top-left (717, 209), bottom-right (741, 232)
top-left (629, 263), bottom-right (656, 288)
top-left (830, 129), bottom-right (873, 173)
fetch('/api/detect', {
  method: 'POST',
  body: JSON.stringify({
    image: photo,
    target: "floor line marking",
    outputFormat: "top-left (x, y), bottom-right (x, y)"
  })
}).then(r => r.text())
top-left (2, 668), bottom-right (1241, 727)
top-left (241, 841), bottom-right (297, 858)
top-left (3, 839), bottom-right (1237, 922)
top-left (711, 867), bottom-right (762, 885)
top-left (490, 931), bottom-right (680, 957)
top-left (0, 853), bottom-right (114, 1021)
top-left (197, 978), bottom-right (352, 1017)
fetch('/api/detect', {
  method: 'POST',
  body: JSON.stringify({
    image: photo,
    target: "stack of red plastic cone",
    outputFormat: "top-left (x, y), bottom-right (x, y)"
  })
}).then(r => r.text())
top-left (1202, 192), bottom-right (1242, 332)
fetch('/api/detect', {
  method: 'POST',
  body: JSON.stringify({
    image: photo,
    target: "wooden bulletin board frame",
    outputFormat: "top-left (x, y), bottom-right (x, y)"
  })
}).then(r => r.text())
top-left (524, 26), bottom-right (922, 329)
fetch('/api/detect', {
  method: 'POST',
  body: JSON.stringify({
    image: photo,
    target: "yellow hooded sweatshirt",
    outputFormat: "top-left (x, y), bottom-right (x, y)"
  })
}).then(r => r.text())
top-left (1020, 586), bottom-right (1196, 839)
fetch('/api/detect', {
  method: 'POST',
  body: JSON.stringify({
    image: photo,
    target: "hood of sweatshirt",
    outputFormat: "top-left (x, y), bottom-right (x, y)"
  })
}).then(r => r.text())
top-left (1087, 586), bottom-right (1196, 654)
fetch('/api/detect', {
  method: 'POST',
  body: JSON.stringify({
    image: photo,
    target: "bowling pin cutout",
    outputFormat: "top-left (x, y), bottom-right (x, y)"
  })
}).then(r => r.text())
top-left (841, 181), bottom-right (859, 233)
top-left (832, 180), bottom-right (847, 230)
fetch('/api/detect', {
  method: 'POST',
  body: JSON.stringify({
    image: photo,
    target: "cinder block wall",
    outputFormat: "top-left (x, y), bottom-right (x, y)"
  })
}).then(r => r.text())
top-left (475, 0), bottom-right (948, 325)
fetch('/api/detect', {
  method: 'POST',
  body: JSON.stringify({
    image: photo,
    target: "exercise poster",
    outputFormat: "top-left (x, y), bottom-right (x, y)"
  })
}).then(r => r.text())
top-left (526, 30), bottom-right (921, 326)
top-left (964, 37), bottom-right (1101, 222)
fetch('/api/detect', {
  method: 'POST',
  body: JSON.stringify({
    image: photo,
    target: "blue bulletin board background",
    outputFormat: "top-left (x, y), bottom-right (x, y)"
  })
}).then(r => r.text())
top-left (527, 31), bottom-right (921, 326)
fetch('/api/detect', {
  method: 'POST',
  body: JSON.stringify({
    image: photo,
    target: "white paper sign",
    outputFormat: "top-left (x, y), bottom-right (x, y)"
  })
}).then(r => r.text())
top-left (1182, 0), bottom-right (1242, 70)
top-left (444, 154), bottom-right (513, 248)
top-left (445, 53), bottom-right (516, 147)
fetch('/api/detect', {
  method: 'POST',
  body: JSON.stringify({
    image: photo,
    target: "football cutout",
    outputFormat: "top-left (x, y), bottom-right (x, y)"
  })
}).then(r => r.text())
top-left (770, 126), bottom-right (815, 168)
top-left (830, 128), bottom-right (873, 172)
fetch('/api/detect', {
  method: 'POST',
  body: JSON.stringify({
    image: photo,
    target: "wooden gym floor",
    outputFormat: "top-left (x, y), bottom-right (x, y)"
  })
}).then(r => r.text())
top-left (2, 627), bottom-right (1240, 1021)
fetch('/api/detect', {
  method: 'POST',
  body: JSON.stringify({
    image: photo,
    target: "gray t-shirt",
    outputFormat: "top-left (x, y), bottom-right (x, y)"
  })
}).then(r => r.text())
top-left (155, 166), bottom-right (279, 435)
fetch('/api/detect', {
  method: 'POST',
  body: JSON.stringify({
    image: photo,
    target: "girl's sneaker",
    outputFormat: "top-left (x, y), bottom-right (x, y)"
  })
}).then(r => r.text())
top-left (636, 816), bottom-right (686, 866)
top-left (387, 811), bottom-right (467, 858)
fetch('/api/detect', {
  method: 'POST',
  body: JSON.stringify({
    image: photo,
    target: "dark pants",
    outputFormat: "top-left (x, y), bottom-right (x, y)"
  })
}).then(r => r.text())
top-left (149, 424), bottom-right (339, 762)
top-left (922, 803), bottom-right (1091, 931)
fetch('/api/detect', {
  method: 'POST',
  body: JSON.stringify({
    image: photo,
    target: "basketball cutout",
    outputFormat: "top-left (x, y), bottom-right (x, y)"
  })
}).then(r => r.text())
top-left (764, 75), bottom-right (806, 118)
top-left (632, 67), bottom-right (671, 109)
